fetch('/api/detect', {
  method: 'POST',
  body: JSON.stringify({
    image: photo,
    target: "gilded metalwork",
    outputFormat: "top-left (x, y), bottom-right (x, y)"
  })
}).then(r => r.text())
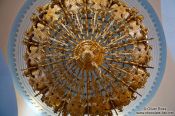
top-left (23, 0), bottom-right (153, 115)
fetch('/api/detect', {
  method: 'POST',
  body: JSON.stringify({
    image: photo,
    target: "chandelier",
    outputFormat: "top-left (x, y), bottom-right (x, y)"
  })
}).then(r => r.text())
top-left (23, 0), bottom-right (153, 115)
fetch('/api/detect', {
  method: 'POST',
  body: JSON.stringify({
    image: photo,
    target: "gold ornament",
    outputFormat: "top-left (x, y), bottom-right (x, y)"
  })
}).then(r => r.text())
top-left (23, 0), bottom-right (153, 115)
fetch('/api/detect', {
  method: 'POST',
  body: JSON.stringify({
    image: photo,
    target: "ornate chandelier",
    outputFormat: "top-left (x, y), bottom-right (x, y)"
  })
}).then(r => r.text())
top-left (23, 0), bottom-right (153, 115)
